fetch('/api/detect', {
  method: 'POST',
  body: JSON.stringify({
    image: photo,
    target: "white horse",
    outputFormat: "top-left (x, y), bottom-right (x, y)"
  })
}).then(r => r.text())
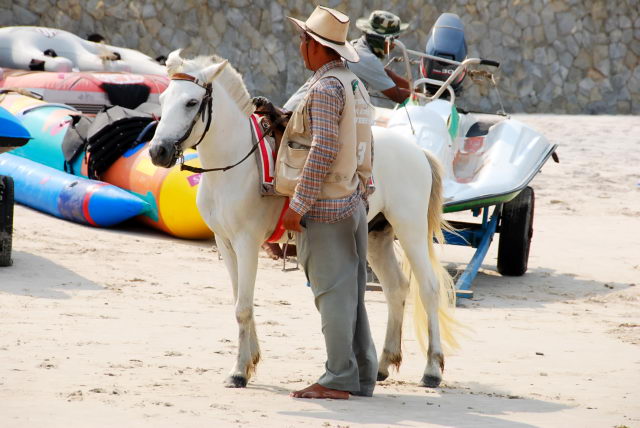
top-left (149, 51), bottom-right (457, 389)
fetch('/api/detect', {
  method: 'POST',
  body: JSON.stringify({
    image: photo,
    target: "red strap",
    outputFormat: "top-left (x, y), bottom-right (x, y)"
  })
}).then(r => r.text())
top-left (267, 198), bottom-right (290, 243)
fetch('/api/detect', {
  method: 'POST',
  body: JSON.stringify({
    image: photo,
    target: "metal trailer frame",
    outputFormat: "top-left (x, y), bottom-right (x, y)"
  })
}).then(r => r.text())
top-left (445, 205), bottom-right (501, 299)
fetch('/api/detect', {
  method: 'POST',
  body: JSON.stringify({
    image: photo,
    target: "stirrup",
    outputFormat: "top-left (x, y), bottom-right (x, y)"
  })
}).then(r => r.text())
top-left (282, 232), bottom-right (299, 272)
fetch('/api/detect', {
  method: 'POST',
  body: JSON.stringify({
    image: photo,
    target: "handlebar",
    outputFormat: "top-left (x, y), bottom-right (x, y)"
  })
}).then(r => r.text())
top-left (480, 59), bottom-right (500, 68)
top-left (391, 40), bottom-right (500, 103)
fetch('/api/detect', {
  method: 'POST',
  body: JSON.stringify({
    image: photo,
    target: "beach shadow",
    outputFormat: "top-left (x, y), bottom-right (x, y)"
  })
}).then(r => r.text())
top-left (0, 251), bottom-right (102, 298)
top-left (453, 264), bottom-right (633, 309)
top-left (99, 219), bottom-right (218, 253)
top-left (279, 381), bottom-right (569, 428)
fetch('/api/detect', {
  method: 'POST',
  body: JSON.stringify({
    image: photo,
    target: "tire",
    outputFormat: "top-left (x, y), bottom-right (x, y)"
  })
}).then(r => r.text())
top-left (0, 175), bottom-right (15, 267)
top-left (497, 186), bottom-right (535, 276)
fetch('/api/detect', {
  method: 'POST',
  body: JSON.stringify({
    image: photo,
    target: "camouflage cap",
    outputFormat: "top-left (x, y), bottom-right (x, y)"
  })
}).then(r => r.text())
top-left (356, 10), bottom-right (409, 37)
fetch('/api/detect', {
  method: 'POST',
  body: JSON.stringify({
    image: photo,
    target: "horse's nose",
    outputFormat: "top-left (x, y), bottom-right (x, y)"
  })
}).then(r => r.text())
top-left (149, 143), bottom-right (168, 166)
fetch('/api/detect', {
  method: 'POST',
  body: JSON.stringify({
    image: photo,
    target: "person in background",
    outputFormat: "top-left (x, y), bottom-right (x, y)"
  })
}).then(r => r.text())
top-left (348, 10), bottom-right (412, 104)
top-left (284, 9), bottom-right (412, 111)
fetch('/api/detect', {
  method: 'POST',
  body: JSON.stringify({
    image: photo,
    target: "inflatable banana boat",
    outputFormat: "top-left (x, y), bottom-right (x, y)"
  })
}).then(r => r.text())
top-left (0, 26), bottom-right (165, 75)
top-left (0, 93), bottom-right (211, 238)
top-left (0, 68), bottom-right (169, 114)
top-left (0, 153), bottom-right (149, 227)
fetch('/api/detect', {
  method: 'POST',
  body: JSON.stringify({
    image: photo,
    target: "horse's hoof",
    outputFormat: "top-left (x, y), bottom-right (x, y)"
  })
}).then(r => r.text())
top-left (225, 375), bottom-right (247, 388)
top-left (420, 375), bottom-right (441, 388)
top-left (377, 372), bottom-right (389, 382)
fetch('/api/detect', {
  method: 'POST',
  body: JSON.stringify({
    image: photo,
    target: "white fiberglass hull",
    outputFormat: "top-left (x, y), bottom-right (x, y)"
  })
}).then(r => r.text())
top-left (375, 100), bottom-right (556, 211)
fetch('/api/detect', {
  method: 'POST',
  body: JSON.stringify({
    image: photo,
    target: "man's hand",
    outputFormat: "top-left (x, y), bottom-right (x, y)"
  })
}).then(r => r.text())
top-left (283, 207), bottom-right (303, 232)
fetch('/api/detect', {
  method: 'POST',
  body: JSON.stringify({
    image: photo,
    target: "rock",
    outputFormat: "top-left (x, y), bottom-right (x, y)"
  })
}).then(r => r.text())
top-left (142, 3), bottom-right (156, 19)
top-left (226, 8), bottom-right (243, 29)
top-left (170, 30), bottom-right (190, 50)
top-left (213, 11), bottom-right (227, 34)
top-left (85, 0), bottom-right (104, 20)
top-left (180, 8), bottom-right (198, 30)
top-left (144, 18), bottom-right (162, 37)
top-left (595, 59), bottom-right (610, 77)
top-left (12, 4), bottom-right (38, 24)
top-left (158, 27), bottom-right (174, 46)
top-left (544, 21), bottom-right (558, 44)
top-left (619, 15), bottom-right (632, 29)
top-left (617, 101), bottom-right (631, 114)
top-left (593, 44), bottom-right (608, 65)
top-left (534, 47), bottom-right (546, 64)
top-left (587, 67), bottom-right (605, 81)
top-left (270, 2), bottom-right (283, 22)
top-left (515, 9), bottom-right (528, 27)
top-left (504, 35), bottom-right (519, 48)
top-left (610, 42), bottom-right (627, 60)
top-left (28, 0), bottom-right (49, 14)
top-left (204, 25), bottom-right (220, 45)
top-left (578, 77), bottom-right (595, 94)
top-left (622, 29), bottom-right (633, 44)
top-left (624, 50), bottom-right (638, 70)
top-left (105, 1), bottom-right (127, 20)
top-left (0, 9), bottom-right (13, 26)
top-left (574, 49), bottom-right (593, 70)
top-left (557, 12), bottom-right (576, 36)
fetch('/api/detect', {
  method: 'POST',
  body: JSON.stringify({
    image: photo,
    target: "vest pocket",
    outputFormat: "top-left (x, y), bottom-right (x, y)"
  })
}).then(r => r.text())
top-left (275, 141), bottom-right (310, 196)
top-left (283, 142), bottom-right (310, 169)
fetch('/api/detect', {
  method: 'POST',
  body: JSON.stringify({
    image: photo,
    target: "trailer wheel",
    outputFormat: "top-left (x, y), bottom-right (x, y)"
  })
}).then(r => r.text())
top-left (497, 186), bottom-right (534, 276)
top-left (0, 175), bottom-right (15, 267)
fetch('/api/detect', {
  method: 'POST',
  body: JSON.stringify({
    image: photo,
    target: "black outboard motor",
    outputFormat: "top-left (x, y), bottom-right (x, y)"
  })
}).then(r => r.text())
top-left (420, 13), bottom-right (467, 96)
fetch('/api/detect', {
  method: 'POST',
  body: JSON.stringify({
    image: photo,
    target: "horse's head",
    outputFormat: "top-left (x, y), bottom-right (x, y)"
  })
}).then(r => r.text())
top-left (149, 50), bottom-right (229, 168)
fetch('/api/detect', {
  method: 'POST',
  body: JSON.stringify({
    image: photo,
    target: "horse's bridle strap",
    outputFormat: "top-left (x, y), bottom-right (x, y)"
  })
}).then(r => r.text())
top-left (171, 72), bottom-right (207, 88)
top-left (180, 114), bottom-right (283, 174)
top-left (171, 80), bottom-right (213, 154)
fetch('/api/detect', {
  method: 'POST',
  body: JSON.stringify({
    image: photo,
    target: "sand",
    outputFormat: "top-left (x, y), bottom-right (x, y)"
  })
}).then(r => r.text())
top-left (1, 114), bottom-right (639, 428)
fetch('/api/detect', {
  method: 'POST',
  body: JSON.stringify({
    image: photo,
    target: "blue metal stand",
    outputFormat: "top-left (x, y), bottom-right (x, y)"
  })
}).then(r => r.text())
top-left (444, 205), bottom-right (501, 299)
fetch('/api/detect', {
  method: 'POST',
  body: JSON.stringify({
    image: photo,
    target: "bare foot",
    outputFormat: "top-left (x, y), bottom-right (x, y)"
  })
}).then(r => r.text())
top-left (290, 383), bottom-right (349, 399)
top-left (261, 242), bottom-right (283, 260)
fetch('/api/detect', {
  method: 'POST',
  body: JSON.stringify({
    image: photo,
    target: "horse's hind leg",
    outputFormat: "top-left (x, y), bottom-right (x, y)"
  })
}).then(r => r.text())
top-left (367, 223), bottom-right (409, 381)
top-left (394, 224), bottom-right (444, 387)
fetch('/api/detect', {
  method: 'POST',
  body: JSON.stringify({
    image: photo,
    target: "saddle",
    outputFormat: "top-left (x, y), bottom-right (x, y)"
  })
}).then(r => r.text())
top-left (251, 96), bottom-right (290, 155)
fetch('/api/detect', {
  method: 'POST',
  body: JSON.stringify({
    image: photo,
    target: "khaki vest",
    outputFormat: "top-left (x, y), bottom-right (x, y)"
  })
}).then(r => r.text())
top-left (274, 67), bottom-right (373, 199)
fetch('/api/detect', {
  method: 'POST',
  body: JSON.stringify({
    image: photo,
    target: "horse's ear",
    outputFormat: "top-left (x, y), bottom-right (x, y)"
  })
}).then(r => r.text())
top-left (165, 49), bottom-right (183, 75)
top-left (201, 60), bottom-right (228, 83)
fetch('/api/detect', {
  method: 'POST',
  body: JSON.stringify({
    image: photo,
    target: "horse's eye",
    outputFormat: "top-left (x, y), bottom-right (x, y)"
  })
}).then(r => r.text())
top-left (186, 99), bottom-right (199, 108)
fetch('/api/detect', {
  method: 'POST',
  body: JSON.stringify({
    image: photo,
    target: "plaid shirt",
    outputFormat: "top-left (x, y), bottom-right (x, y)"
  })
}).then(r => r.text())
top-left (289, 60), bottom-right (362, 223)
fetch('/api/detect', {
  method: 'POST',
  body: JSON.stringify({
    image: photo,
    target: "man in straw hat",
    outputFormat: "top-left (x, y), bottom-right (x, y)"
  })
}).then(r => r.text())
top-left (281, 5), bottom-right (377, 399)
top-left (284, 9), bottom-right (411, 110)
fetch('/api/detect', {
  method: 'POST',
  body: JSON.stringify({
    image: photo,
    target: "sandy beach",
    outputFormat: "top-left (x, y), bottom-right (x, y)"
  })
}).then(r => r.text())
top-left (1, 114), bottom-right (639, 428)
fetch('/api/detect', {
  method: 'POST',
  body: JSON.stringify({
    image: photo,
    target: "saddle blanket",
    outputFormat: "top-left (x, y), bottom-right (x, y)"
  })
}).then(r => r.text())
top-left (249, 113), bottom-right (289, 243)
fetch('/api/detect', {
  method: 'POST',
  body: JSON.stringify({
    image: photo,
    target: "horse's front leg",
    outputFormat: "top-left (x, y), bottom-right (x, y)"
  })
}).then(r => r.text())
top-left (225, 236), bottom-right (261, 388)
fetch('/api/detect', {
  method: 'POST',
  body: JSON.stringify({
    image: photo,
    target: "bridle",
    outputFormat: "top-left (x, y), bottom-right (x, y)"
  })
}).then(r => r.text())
top-left (167, 73), bottom-right (277, 174)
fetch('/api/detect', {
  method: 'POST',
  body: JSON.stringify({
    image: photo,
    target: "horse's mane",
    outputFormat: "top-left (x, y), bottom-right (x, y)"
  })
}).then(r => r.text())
top-left (166, 52), bottom-right (255, 116)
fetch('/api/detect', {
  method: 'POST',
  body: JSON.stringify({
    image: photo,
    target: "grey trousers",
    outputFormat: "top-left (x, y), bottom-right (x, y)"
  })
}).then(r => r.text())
top-left (297, 201), bottom-right (378, 396)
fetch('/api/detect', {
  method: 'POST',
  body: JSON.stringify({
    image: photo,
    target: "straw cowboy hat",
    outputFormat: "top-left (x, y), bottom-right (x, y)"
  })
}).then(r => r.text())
top-left (288, 6), bottom-right (360, 63)
top-left (356, 10), bottom-right (409, 37)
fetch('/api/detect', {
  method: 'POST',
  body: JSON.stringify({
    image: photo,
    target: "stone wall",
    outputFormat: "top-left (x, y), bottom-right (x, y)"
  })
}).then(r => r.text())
top-left (2, 0), bottom-right (639, 114)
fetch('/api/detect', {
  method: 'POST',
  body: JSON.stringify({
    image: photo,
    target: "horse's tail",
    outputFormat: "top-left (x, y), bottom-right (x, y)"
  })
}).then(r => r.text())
top-left (403, 149), bottom-right (459, 356)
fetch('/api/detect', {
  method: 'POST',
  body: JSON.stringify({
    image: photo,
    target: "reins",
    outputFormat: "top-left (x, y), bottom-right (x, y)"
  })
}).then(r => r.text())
top-left (169, 73), bottom-right (282, 174)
